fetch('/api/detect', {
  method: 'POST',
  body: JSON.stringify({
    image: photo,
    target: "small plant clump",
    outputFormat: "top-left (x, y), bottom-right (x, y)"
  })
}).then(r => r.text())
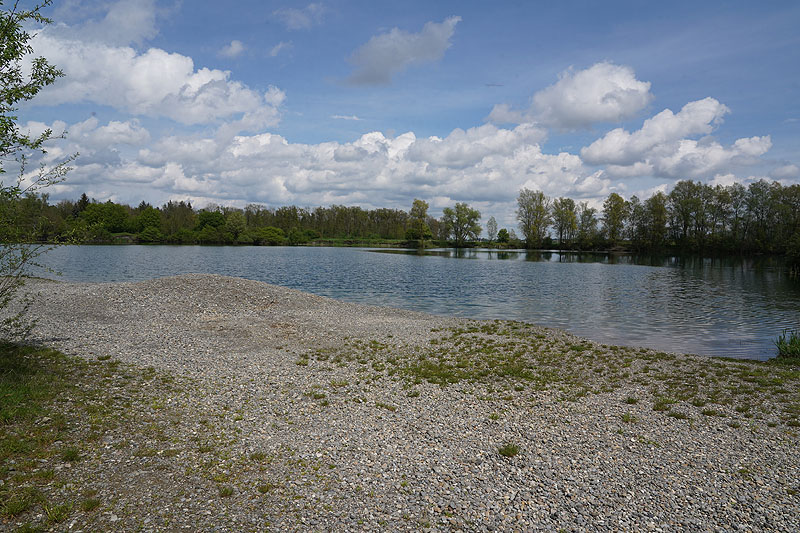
top-left (497, 443), bottom-right (519, 457)
top-left (775, 329), bottom-right (800, 359)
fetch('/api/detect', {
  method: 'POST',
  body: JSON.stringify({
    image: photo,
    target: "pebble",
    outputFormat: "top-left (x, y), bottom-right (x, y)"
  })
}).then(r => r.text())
top-left (10, 274), bottom-right (799, 532)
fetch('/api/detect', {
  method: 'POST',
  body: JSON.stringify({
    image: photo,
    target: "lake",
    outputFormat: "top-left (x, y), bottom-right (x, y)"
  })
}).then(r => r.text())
top-left (35, 245), bottom-right (799, 360)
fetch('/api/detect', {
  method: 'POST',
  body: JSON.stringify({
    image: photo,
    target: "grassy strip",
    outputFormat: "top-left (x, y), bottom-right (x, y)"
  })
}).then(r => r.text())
top-left (0, 343), bottom-right (182, 530)
top-left (307, 321), bottom-right (800, 428)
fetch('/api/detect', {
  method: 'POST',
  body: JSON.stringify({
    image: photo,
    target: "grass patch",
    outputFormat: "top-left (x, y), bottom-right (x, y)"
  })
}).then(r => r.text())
top-left (0, 342), bottom-right (189, 526)
top-left (44, 502), bottom-right (72, 524)
top-left (775, 329), bottom-right (800, 359)
top-left (79, 497), bottom-right (101, 512)
top-left (375, 401), bottom-right (397, 412)
top-left (497, 443), bottom-right (519, 457)
top-left (60, 446), bottom-right (82, 462)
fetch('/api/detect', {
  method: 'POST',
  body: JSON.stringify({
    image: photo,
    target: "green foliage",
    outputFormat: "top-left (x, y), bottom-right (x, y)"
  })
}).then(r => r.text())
top-left (497, 443), bottom-right (519, 457)
top-left (775, 329), bottom-right (800, 359)
top-left (496, 228), bottom-right (509, 243)
top-left (1, 0), bottom-right (71, 341)
top-left (441, 202), bottom-right (481, 247)
top-left (408, 198), bottom-right (431, 246)
top-left (135, 205), bottom-right (161, 232)
top-left (551, 197), bottom-right (577, 247)
top-left (0, 1), bottom-right (62, 162)
top-left (196, 210), bottom-right (225, 230)
top-left (138, 225), bottom-right (164, 243)
top-left (516, 188), bottom-right (550, 248)
top-left (602, 192), bottom-right (628, 245)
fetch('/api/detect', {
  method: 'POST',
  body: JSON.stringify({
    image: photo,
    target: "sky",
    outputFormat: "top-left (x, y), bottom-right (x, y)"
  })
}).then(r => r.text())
top-left (15, 0), bottom-right (800, 226)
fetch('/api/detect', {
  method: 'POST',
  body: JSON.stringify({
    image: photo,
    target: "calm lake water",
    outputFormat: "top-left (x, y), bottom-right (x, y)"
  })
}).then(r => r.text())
top-left (36, 245), bottom-right (800, 360)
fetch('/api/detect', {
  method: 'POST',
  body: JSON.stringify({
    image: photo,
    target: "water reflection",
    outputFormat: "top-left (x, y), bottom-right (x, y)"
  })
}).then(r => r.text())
top-left (37, 245), bottom-right (799, 361)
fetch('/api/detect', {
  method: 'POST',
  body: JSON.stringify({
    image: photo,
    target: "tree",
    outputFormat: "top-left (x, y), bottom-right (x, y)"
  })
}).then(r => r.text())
top-left (407, 199), bottom-right (432, 246)
top-left (644, 192), bottom-right (668, 248)
top-left (486, 216), bottom-right (498, 243)
top-left (441, 202), bottom-right (481, 247)
top-left (496, 228), bottom-right (509, 243)
top-left (1, 0), bottom-right (71, 339)
top-left (224, 210), bottom-right (246, 240)
top-left (551, 197), bottom-right (577, 248)
top-left (602, 192), bottom-right (628, 246)
top-left (516, 188), bottom-right (551, 248)
top-left (577, 202), bottom-right (598, 249)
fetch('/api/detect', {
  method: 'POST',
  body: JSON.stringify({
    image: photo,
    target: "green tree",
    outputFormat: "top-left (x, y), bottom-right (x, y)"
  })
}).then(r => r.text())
top-left (224, 210), bottom-right (246, 240)
top-left (135, 206), bottom-right (161, 232)
top-left (486, 216), bottom-right (498, 243)
top-left (195, 210), bottom-right (225, 230)
top-left (516, 188), bottom-right (550, 248)
top-left (1, 0), bottom-right (71, 339)
top-left (602, 192), bottom-right (628, 245)
top-left (407, 199), bottom-right (432, 246)
top-left (644, 191), bottom-right (668, 249)
top-left (577, 202), bottom-right (598, 249)
top-left (441, 202), bottom-right (481, 247)
top-left (496, 228), bottom-right (509, 243)
top-left (551, 197), bottom-right (577, 248)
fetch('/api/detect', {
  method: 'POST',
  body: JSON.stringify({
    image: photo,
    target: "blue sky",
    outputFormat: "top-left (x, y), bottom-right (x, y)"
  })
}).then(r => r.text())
top-left (16, 0), bottom-right (800, 226)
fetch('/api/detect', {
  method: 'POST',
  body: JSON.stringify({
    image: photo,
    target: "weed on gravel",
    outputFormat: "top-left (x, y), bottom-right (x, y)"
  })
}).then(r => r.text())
top-left (300, 320), bottom-right (800, 428)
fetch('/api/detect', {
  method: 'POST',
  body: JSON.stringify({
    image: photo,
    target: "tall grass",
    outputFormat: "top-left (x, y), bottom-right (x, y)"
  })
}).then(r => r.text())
top-left (775, 329), bottom-right (800, 359)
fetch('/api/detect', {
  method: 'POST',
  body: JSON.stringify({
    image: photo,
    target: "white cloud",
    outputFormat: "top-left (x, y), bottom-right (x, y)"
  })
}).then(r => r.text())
top-left (533, 62), bottom-right (653, 129)
top-left (50, 0), bottom-right (158, 46)
top-left (771, 163), bottom-right (800, 179)
top-left (331, 114), bottom-right (362, 121)
top-left (488, 62), bottom-right (653, 129)
top-left (486, 103), bottom-right (527, 125)
top-left (347, 16), bottom-right (461, 86)
top-left (219, 40), bottom-right (245, 58)
top-left (41, 114), bottom-right (606, 211)
top-left (274, 3), bottom-right (325, 30)
top-left (579, 97), bottom-right (770, 180)
top-left (269, 41), bottom-right (292, 57)
top-left (31, 33), bottom-right (283, 130)
top-left (581, 97), bottom-right (730, 166)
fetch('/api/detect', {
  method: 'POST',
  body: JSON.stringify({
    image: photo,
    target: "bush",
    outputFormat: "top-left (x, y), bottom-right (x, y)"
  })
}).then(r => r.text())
top-left (138, 226), bottom-right (164, 243)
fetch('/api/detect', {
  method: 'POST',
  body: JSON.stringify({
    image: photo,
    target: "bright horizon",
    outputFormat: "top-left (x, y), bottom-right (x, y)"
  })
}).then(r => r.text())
top-left (15, 0), bottom-right (800, 227)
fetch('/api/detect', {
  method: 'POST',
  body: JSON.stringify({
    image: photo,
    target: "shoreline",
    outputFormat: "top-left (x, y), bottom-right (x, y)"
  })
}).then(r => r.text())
top-left (6, 274), bottom-right (800, 531)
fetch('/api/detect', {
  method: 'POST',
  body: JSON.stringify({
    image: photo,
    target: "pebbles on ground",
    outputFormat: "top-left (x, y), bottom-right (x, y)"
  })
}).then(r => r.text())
top-left (8, 273), bottom-right (799, 532)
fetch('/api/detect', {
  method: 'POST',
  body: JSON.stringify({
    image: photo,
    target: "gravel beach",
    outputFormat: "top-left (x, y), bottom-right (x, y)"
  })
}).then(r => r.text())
top-left (7, 274), bottom-right (799, 532)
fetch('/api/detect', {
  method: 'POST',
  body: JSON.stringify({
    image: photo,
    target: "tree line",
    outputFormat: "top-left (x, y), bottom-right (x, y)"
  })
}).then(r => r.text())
top-left (1, 179), bottom-right (799, 262)
top-left (515, 180), bottom-right (800, 258)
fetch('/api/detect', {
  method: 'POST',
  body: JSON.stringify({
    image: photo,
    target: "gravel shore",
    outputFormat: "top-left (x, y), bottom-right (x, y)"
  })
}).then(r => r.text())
top-left (10, 274), bottom-right (800, 532)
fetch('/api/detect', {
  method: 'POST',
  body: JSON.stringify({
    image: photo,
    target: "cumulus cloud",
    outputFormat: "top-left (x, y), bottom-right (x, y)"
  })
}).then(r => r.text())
top-left (581, 98), bottom-right (771, 179)
top-left (274, 3), bottom-right (325, 30)
top-left (533, 62), bottom-right (653, 129)
top-left (40, 113), bottom-right (607, 211)
top-left (31, 33), bottom-right (283, 129)
top-left (218, 40), bottom-right (245, 58)
top-left (581, 98), bottom-right (730, 165)
top-left (488, 62), bottom-right (653, 129)
top-left (347, 16), bottom-right (461, 86)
